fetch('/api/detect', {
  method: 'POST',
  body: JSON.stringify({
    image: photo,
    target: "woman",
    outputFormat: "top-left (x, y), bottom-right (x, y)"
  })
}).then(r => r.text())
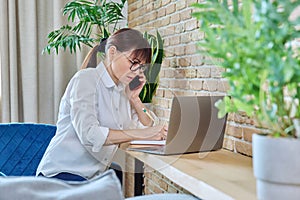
top-left (36, 28), bottom-right (167, 181)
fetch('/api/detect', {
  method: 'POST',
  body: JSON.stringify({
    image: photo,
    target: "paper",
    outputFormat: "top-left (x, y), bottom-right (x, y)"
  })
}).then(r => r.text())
top-left (130, 140), bottom-right (166, 145)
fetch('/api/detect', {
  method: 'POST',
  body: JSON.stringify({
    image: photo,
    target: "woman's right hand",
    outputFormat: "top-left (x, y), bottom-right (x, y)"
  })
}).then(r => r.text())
top-left (135, 125), bottom-right (168, 141)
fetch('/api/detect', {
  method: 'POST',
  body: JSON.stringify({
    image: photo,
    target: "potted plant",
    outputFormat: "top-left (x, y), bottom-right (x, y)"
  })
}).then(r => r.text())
top-left (192, 0), bottom-right (300, 199)
top-left (43, 0), bottom-right (164, 104)
top-left (43, 0), bottom-right (127, 54)
top-left (140, 31), bottom-right (164, 103)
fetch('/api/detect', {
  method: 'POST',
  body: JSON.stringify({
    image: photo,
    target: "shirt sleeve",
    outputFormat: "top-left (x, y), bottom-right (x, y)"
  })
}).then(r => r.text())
top-left (69, 70), bottom-right (109, 153)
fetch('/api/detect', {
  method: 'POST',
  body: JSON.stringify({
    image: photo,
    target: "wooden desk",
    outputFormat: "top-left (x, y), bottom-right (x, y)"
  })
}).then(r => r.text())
top-left (126, 149), bottom-right (256, 200)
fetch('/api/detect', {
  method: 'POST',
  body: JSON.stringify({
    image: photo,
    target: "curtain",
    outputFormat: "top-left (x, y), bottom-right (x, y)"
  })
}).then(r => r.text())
top-left (0, 0), bottom-right (89, 124)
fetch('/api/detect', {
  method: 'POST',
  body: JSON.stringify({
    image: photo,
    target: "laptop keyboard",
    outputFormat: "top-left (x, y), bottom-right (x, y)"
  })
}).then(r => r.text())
top-left (140, 146), bottom-right (165, 152)
top-left (128, 146), bottom-right (166, 154)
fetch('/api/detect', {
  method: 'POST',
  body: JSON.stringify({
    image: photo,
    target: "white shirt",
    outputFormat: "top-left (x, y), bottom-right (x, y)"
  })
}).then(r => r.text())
top-left (36, 62), bottom-right (157, 179)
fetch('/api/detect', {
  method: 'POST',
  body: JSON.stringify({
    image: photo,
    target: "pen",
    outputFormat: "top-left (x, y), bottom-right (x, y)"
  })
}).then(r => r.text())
top-left (142, 108), bottom-right (155, 122)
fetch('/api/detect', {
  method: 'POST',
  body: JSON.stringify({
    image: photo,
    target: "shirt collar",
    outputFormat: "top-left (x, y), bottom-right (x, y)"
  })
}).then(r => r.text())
top-left (96, 62), bottom-right (125, 91)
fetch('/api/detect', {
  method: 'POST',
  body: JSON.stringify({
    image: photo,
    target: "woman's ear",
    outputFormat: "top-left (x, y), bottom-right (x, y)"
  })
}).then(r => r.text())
top-left (107, 46), bottom-right (117, 61)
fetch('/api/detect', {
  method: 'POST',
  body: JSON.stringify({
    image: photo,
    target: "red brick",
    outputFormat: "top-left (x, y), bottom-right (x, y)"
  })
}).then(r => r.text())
top-left (164, 90), bottom-right (174, 98)
top-left (180, 33), bottom-right (192, 44)
top-left (173, 90), bottom-right (195, 96)
top-left (155, 89), bottom-right (164, 97)
top-left (143, 0), bottom-right (150, 5)
top-left (157, 8), bottom-right (166, 18)
top-left (128, 3), bottom-right (138, 13)
top-left (165, 47), bottom-right (176, 57)
top-left (128, 11), bottom-right (139, 21)
top-left (175, 79), bottom-right (189, 89)
top-left (176, 1), bottom-right (186, 10)
top-left (164, 24), bottom-right (174, 35)
top-left (153, 1), bottom-right (161, 9)
top-left (167, 185), bottom-right (178, 193)
top-left (136, 0), bottom-right (143, 8)
top-left (169, 35), bottom-right (180, 45)
top-left (243, 126), bottom-right (262, 142)
top-left (217, 79), bottom-right (230, 92)
top-left (144, 186), bottom-right (152, 195)
top-left (178, 57), bottom-right (191, 67)
top-left (148, 12), bottom-right (157, 21)
top-left (197, 67), bottom-right (210, 78)
top-left (128, 0), bottom-right (136, 4)
top-left (189, 80), bottom-right (203, 90)
top-left (211, 66), bottom-right (225, 78)
top-left (162, 0), bottom-right (171, 6)
top-left (185, 19), bottom-right (198, 31)
top-left (180, 9), bottom-right (192, 21)
top-left (161, 16), bottom-right (170, 26)
top-left (227, 113), bottom-right (235, 121)
top-left (185, 44), bottom-right (197, 55)
top-left (166, 4), bottom-right (176, 15)
top-left (159, 179), bottom-right (168, 191)
top-left (175, 47), bottom-right (185, 57)
top-left (235, 140), bottom-right (253, 157)
top-left (175, 24), bottom-right (185, 34)
top-left (226, 124), bottom-right (243, 139)
top-left (191, 55), bottom-right (204, 66)
top-left (185, 68), bottom-right (197, 78)
top-left (190, 30), bottom-right (205, 41)
top-left (163, 69), bottom-right (174, 78)
top-left (223, 137), bottom-right (234, 151)
top-left (172, 68), bottom-right (185, 78)
top-left (170, 13), bottom-right (180, 23)
top-left (234, 113), bottom-right (246, 124)
top-left (187, 0), bottom-right (198, 7)
top-left (203, 79), bottom-right (218, 91)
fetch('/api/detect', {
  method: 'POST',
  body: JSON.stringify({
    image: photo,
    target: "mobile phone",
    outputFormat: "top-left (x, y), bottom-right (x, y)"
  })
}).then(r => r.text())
top-left (129, 75), bottom-right (141, 90)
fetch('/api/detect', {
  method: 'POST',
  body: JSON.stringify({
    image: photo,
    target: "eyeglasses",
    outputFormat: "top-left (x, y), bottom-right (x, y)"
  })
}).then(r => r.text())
top-left (122, 53), bottom-right (148, 72)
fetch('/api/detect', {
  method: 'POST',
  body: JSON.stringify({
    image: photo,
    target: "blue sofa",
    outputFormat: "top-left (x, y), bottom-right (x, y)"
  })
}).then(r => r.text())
top-left (0, 123), bottom-right (56, 176)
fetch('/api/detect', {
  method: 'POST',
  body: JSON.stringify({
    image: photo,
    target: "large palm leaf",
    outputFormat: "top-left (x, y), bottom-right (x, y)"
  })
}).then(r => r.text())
top-left (43, 0), bottom-right (126, 54)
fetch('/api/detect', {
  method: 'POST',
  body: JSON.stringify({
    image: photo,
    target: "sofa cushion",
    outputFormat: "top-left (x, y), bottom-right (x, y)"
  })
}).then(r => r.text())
top-left (0, 169), bottom-right (124, 200)
top-left (0, 123), bottom-right (56, 176)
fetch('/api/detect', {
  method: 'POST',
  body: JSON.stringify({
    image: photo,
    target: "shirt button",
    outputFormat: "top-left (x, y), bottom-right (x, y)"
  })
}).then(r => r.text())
top-left (116, 108), bottom-right (118, 111)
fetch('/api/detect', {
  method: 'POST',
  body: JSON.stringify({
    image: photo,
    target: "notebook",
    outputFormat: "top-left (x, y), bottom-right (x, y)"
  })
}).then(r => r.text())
top-left (127, 96), bottom-right (228, 155)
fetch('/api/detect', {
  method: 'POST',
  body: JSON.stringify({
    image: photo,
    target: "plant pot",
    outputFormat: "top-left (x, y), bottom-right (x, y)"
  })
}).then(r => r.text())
top-left (252, 134), bottom-right (300, 200)
top-left (293, 118), bottom-right (300, 138)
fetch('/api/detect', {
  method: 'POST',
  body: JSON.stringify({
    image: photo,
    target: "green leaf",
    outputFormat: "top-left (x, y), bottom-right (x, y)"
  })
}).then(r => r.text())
top-left (140, 31), bottom-right (164, 103)
top-left (43, 0), bottom-right (126, 54)
top-left (215, 98), bottom-right (227, 118)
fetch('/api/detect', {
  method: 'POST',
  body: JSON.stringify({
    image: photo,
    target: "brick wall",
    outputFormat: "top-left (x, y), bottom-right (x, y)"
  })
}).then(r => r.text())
top-left (126, 0), bottom-right (258, 197)
top-left (143, 164), bottom-right (193, 195)
top-left (128, 0), bottom-right (257, 157)
top-left (124, 154), bottom-right (193, 198)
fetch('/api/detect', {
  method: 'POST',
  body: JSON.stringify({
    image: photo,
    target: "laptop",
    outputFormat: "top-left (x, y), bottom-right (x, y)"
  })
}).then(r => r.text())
top-left (127, 96), bottom-right (228, 155)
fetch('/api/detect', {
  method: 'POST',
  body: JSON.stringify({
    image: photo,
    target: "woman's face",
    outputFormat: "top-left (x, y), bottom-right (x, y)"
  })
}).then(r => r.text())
top-left (111, 50), bottom-right (146, 85)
